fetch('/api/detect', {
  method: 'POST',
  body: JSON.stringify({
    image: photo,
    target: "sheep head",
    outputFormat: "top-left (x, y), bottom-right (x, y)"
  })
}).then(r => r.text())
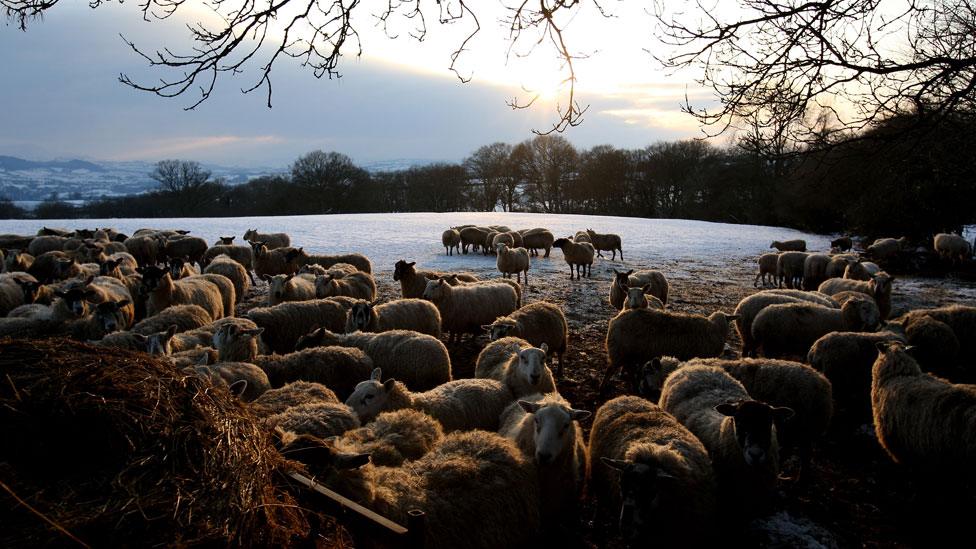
top-left (518, 398), bottom-right (588, 466)
top-left (345, 368), bottom-right (397, 422)
top-left (714, 400), bottom-right (793, 468)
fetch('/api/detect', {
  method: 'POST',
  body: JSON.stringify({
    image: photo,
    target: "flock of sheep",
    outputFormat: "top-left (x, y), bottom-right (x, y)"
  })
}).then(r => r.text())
top-left (0, 222), bottom-right (974, 546)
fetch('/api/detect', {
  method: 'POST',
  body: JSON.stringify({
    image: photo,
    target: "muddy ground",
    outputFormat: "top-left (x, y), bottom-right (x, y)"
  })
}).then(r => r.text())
top-left (238, 253), bottom-right (975, 548)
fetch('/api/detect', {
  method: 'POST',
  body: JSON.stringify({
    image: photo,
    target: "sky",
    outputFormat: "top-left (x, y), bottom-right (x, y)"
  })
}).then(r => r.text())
top-left (0, 1), bottom-right (714, 168)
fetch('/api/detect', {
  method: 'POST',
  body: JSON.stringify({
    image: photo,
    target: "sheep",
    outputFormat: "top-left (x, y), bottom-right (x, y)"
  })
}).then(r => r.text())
top-left (475, 337), bottom-right (556, 397)
top-left (100, 252), bottom-right (138, 276)
top-left (80, 275), bottom-right (135, 327)
top-left (0, 273), bottom-right (41, 316)
top-left (573, 230), bottom-right (591, 243)
top-left (441, 273), bottom-right (523, 308)
top-left (623, 286), bottom-right (666, 311)
top-left (265, 401), bottom-right (360, 439)
top-left (197, 273), bottom-right (236, 317)
top-left (483, 302), bottom-right (568, 374)
top-left (281, 429), bottom-right (540, 549)
top-left (167, 257), bottom-right (199, 280)
top-left (775, 251), bottom-right (808, 289)
top-left (934, 233), bottom-right (972, 264)
top-left (495, 243), bottom-right (530, 283)
top-left (843, 261), bottom-right (872, 281)
top-left (831, 236), bottom-right (853, 252)
top-left (508, 231), bottom-right (524, 248)
top-left (248, 346), bottom-right (375, 399)
top-left (346, 368), bottom-right (514, 431)
top-left (871, 342), bottom-right (976, 483)
top-left (482, 231), bottom-right (500, 255)
top-left (28, 251), bottom-right (80, 283)
top-left (212, 322), bottom-right (265, 362)
top-left (4, 250), bottom-right (33, 273)
top-left (123, 233), bottom-right (164, 266)
top-left (335, 409), bottom-right (444, 466)
top-left (130, 304), bottom-right (214, 335)
top-left (293, 328), bottom-right (451, 391)
top-left (896, 305), bottom-right (976, 365)
top-left (552, 238), bottom-right (595, 280)
top-left (585, 228), bottom-right (623, 260)
top-left (826, 253), bottom-right (858, 280)
top-left (243, 228), bottom-right (291, 249)
top-left (602, 307), bottom-right (736, 392)
top-left (298, 263), bottom-right (329, 277)
top-left (734, 291), bottom-right (839, 357)
top-left (315, 271), bottom-right (376, 301)
top-left (489, 225), bottom-right (512, 233)
top-left (422, 277), bottom-right (518, 342)
top-left (900, 315), bottom-right (960, 377)
top-left (392, 260), bottom-right (479, 299)
top-left (203, 253), bottom-right (251, 299)
top-left (587, 395), bottom-right (716, 544)
top-left (872, 237), bottom-right (911, 259)
top-left (751, 300), bottom-right (881, 358)
top-left (296, 249), bottom-right (373, 274)
top-left (609, 269), bottom-right (669, 309)
top-left (659, 364), bottom-right (793, 514)
top-left (264, 273), bottom-right (316, 306)
top-left (215, 236), bottom-right (235, 245)
top-left (807, 328), bottom-right (906, 421)
top-left (252, 243), bottom-right (303, 278)
top-left (499, 393), bottom-right (589, 526)
top-left (251, 381), bottom-right (339, 417)
top-left (459, 226), bottom-right (491, 254)
top-left (801, 254), bottom-right (831, 290)
top-left (246, 298), bottom-right (354, 353)
top-left (344, 298), bottom-right (441, 337)
top-left (201, 244), bottom-right (254, 272)
top-left (0, 234), bottom-right (34, 250)
top-left (644, 357), bottom-right (831, 472)
top-left (491, 231), bottom-right (515, 251)
top-left (37, 227), bottom-right (72, 237)
top-left (520, 228), bottom-right (555, 257)
top-left (818, 272), bottom-right (894, 319)
top-left (442, 229), bottom-right (461, 256)
top-left (754, 253), bottom-right (780, 288)
top-left (770, 239), bottom-right (807, 252)
top-left (28, 235), bottom-right (68, 257)
top-left (137, 266), bottom-right (224, 320)
top-left (192, 361), bottom-right (272, 402)
top-left (163, 235), bottom-right (208, 265)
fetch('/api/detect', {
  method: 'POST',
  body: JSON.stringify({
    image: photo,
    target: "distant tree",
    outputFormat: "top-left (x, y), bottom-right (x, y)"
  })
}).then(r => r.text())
top-left (644, 140), bottom-right (721, 218)
top-left (150, 160), bottom-right (212, 194)
top-left (464, 142), bottom-right (513, 211)
top-left (291, 151), bottom-right (371, 213)
top-left (514, 135), bottom-right (578, 213)
top-left (574, 145), bottom-right (629, 214)
top-left (33, 199), bottom-right (80, 219)
top-left (403, 164), bottom-right (469, 212)
top-left (0, 197), bottom-right (27, 219)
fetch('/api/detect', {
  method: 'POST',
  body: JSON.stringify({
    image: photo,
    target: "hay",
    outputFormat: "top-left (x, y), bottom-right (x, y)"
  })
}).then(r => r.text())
top-left (0, 338), bottom-right (309, 547)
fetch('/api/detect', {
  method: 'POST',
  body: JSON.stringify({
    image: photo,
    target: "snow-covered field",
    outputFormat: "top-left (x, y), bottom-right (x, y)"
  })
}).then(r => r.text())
top-left (0, 212), bottom-right (831, 277)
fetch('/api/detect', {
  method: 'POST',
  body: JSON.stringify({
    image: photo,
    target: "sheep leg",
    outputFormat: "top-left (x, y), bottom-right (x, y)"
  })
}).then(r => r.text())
top-left (544, 247), bottom-right (551, 258)
top-left (611, 250), bottom-right (617, 260)
top-left (598, 363), bottom-right (618, 395)
top-left (569, 264), bottom-right (575, 280)
top-left (619, 248), bottom-right (623, 261)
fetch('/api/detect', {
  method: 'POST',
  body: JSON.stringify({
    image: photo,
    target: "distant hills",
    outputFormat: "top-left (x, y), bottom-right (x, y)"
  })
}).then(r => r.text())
top-left (0, 155), bottom-right (450, 207)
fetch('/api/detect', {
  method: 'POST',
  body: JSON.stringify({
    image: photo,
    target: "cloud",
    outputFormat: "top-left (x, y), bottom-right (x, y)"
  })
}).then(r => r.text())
top-left (110, 135), bottom-right (286, 161)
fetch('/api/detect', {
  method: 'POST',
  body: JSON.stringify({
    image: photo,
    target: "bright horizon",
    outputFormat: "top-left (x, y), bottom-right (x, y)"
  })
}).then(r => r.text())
top-left (0, 1), bottom-right (718, 168)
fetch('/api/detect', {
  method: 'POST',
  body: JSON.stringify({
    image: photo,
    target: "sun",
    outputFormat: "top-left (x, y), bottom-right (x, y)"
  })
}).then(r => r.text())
top-left (512, 59), bottom-right (567, 104)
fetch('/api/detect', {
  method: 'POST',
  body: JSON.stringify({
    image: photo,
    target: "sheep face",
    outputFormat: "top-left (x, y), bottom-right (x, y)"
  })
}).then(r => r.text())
top-left (347, 301), bottom-right (375, 332)
top-left (14, 279), bottom-right (40, 303)
top-left (294, 327), bottom-right (341, 351)
top-left (514, 345), bottom-right (549, 388)
top-left (270, 274), bottom-right (294, 301)
top-left (168, 258), bottom-right (191, 280)
top-left (53, 279), bottom-right (96, 318)
top-left (314, 275), bottom-right (340, 298)
top-left (392, 260), bottom-right (416, 282)
top-left (841, 299), bottom-right (881, 331)
top-left (624, 286), bottom-right (662, 310)
top-left (715, 400), bottom-right (793, 468)
top-left (346, 368), bottom-right (396, 422)
top-left (637, 359), bottom-right (669, 401)
top-left (552, 238), bottom-right (570, 249)
top-left (243, 229), bottom-right (258, 242)
top-left (601, 457), bottom-right (669, 542)
top-left (218, 237), bottom-right (235, 245)
top-left (518, 400), bottom-right (588, 465)
top-left (54, 258), bottom-right (78, 279)
top-left (422, 278), bottom-right (450, 301)
top-left (137, 265), bottom-right (169, 294)
top-left (213, 323), bottom-right (263, 353)
top-left (145, 325), bottom-right (178, 356)
top-left (484, 319), bottom-right (516, 341)
top-left (94, 299), bottom-right (130, 334)
top-left (99, 259), bottom-right (123, 276)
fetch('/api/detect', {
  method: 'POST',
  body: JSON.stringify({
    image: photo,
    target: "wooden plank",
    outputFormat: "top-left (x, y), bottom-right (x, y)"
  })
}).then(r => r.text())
top-left (287, 471), bottom-right (408, 535)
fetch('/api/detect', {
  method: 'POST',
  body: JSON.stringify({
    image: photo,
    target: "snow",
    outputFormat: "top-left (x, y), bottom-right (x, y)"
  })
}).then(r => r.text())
top-left (0, 212), bottom-right (830, 277)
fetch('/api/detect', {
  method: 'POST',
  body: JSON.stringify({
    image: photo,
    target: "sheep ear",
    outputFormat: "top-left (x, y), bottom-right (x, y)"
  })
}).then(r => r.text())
top-left (228, 379), bottom-right (248, 397)
top-left (539, 343), bottom-right (548, 354)
top-left (382, 378), bottom-right (397, 391)
top-left (518, 400), bottom-right (542, 414)
top-left (569, 408), bottom-right (591, 421)
top-left (166, 325), bottom-right (178, 337)
top-left (715, 402), bottom-right (739, 417)
top-left (625, 270), bottom-right (634, 276)
top-left (243, 327), bottom-right (264, 338)
top-left (645, 358), bottom-right (662, 373)
top-left (408, 262), bottom-right (416, 267)
top-left (370, 368), bottom-right (382, 381)
top-left (773, 406), bottom-right (795, 422)
top-left (601, 457), bottom-right (629, 471)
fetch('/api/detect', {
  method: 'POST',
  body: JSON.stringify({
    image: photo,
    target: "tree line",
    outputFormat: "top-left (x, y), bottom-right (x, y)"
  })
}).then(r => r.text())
top-left (3, 110), bottom-right (974, 239)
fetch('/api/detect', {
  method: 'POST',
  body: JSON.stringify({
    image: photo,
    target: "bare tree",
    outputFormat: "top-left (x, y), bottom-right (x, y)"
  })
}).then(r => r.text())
top-left (291, 150), bottom-right (369, 213)
top-left (3, 0), bottom-right (606, 133)
top-left (514, 134), bottom-right (578, 212)
top-left (150, 160), bottom-right (211, 193)
top-left (655, 0), bottom-right (976, 144)
top-left (464, 142), bottom-right (513, 211)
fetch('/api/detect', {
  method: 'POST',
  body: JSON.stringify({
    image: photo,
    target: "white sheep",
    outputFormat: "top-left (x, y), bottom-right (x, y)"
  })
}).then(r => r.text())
top-left (495, 243), bottom-right (530, 283)
top-left (475, 337), bottom-right (556, 397)
top-left (422, 277), bottom-right (518, 342)
top-left (483, 301), bottom-right (568, 375)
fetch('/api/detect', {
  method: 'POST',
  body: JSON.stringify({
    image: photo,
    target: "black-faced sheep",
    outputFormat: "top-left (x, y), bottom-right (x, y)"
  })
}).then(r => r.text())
top-left (587, 395), bottom-right (716, 545)
top-left (294, 328), bottom-right (451, 391)
top-left (346, 368), bottom-right (514, 431)
top-left (475, 337), bottom-right (556, 397)
top-left (552, 238), bottom-right (594, 280)
top-left (659, 365), bottom-right (792, 516)
top-left (483, 301), bottom-right (568, 374)
top-left (831, 236), bottom-right (853, 252)
top-left (344, 298), bottom-right (441, 338)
